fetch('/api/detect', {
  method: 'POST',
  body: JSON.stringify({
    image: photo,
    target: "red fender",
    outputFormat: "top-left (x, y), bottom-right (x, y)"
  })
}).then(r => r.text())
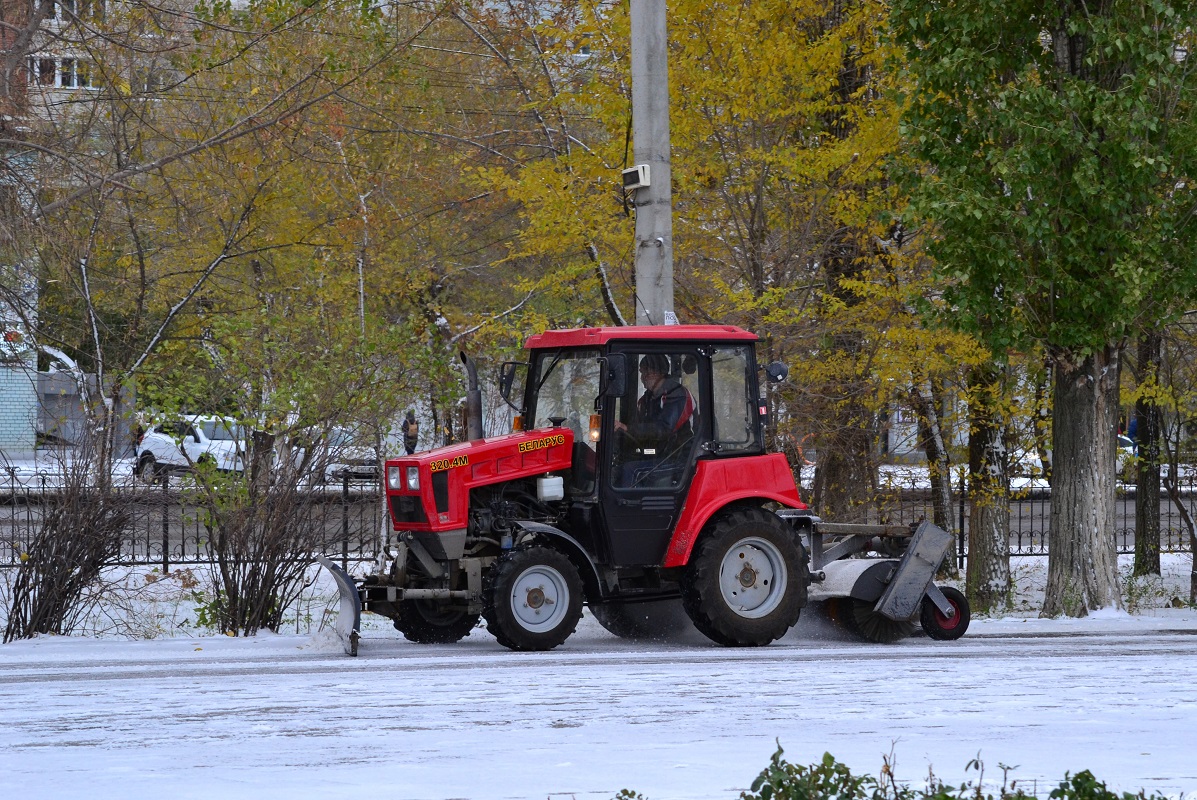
top-left (661, 453), bottom-right (806, 568)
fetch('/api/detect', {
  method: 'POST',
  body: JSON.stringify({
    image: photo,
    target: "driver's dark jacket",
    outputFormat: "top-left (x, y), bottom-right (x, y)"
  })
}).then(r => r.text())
top-left (628, 378), bottom-right (694, 449)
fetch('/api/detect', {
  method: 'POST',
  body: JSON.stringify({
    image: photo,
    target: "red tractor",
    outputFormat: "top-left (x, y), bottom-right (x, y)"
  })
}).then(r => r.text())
top-left (324, 324), bottom-right (968, 653)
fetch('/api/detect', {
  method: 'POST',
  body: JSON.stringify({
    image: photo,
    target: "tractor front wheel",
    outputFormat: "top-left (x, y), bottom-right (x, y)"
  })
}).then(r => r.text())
top-left (681, 507), bottom-right (807, 646)
top-left (393, 600), bottom-right (479, 644)
top-left (484, 546), bottom-right (583, 651)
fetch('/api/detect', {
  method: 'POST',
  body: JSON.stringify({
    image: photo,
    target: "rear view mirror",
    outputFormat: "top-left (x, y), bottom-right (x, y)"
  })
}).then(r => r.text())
top-left (601, 354), bottom-right (627, 398)
top-left (764, 361), bottom-right (789, 383)
top-left (498, 361), bottom-right (526, 410)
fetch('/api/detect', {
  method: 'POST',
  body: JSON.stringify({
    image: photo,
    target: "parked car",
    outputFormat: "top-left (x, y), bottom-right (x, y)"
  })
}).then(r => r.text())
top-left (135, 416), bottom-right (245, 482)
top-left (285, 425), bottom-right (379, 485)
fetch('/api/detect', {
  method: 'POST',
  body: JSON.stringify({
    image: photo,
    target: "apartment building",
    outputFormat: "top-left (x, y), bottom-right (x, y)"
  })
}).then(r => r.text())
top-left (0, 0), bottom-right (100, 454)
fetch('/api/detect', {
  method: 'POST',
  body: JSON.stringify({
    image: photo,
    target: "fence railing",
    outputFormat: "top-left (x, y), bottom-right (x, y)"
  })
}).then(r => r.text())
top-left (859, 480), bottom-right (1195, 558)
top-left (3, 473), bottom-right (1193, 570)
top-left (0, 475), bottom-right (384, 571)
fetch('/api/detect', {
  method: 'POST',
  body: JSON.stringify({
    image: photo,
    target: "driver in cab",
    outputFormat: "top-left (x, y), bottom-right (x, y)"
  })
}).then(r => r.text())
top-left (615, 354), bottom-right (695, 457)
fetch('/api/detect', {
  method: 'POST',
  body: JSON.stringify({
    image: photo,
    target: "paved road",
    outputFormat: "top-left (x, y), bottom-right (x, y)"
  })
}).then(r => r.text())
top-left (3, 613), bottom-right (1196, 799)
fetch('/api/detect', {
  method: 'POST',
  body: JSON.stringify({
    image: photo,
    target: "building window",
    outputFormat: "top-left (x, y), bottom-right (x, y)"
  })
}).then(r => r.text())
top-left (26, 57), bottom-right (96, 89)
top-left (61, 59), bottom-right (79, 87)
top-left (49, 0), bottom-right (103, 21)
top-left (133, 67), bottom-right (163, 93)
top-left (79, 0), bottom-right (104, 20)
top-left (37, 59), bottom-right (56, 86)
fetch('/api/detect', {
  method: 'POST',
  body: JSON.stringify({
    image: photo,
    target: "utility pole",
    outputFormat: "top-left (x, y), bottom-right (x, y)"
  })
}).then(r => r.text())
top-left (628, 0), bottom-right (675, 326)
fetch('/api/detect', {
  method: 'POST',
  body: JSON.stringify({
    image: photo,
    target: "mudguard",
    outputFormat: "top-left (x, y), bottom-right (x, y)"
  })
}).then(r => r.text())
top-left (317, 557), bottom-right (361, 656)
top-left (512, 520), bottom-right (604, 599)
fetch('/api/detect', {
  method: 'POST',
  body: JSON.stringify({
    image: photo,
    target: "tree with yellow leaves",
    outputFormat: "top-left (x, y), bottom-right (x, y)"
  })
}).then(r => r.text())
top-left (479, 0), bottom-right (988, 531)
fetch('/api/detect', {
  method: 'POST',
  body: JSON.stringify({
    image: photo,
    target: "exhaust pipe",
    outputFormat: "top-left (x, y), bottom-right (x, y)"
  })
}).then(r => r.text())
top-left (460, 351), bottom-right (485, 442)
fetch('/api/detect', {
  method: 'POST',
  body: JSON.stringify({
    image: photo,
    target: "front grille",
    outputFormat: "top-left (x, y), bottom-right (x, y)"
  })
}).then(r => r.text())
top-left (390, 494), bottom-right (428, 524)
top-left (432, 471), bottom-right (450, 513)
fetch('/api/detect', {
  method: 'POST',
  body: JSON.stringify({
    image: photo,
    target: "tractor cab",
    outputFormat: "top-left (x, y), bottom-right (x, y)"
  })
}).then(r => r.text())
top-left (503, 325), bottom-right (777, 567)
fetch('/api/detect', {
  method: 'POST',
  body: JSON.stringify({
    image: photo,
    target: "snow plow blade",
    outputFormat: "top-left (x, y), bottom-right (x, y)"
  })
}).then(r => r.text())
top-left (874, 520), bottom-right (954, 622)
top-left (317, 557), bottom-right (361, 656)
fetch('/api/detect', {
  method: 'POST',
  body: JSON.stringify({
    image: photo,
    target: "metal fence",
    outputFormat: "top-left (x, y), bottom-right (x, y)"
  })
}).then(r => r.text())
top-left (862, 483), bottom-right (1195, 558)
top-left (3, 474), bottom-right (1193, 570)
top-left (0, 475), bottom-right (384, 571)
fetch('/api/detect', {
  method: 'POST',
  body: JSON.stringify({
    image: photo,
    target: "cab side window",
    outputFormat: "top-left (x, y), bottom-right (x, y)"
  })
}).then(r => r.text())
top-left (710, 346), bottom-right (758, 454)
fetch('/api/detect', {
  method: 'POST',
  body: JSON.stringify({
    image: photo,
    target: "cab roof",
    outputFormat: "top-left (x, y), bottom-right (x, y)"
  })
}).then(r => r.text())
top-left (524, 325), bottom-right (757, 349)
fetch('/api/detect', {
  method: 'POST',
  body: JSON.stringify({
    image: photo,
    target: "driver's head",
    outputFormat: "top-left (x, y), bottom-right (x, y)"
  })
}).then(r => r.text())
top-left (639, 354), bottom-right (669, 386)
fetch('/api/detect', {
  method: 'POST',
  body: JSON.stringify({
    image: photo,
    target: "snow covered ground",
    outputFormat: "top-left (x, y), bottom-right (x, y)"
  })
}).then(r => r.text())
top-left (2, 555), bottom-right (1196, 799)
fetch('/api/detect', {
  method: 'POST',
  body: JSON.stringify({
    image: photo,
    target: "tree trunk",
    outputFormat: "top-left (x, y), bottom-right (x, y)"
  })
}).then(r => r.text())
top-left (1133, 331), bottom-right (1161, 576)
top-left (1159, 428), bottom-right (1197, 604)
top-left (249, 430), bottom-right (276, 501)
top-left (965, 364), bottom-right (1010, 613)
top-left (1032, 359), bottom-right (1054, 485)
top-left (811, 231), bottom-right (877, 524)
top-left (1042, 345), bottom-right (1124, 617)
top-left (910, 380), bottom-right (957, 575)
top-left (811, 418), bottom-right (875, 523)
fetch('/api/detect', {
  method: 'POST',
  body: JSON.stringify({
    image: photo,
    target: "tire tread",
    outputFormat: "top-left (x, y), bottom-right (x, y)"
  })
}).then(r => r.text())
top-left (680, 507), bottom-right (808, 647)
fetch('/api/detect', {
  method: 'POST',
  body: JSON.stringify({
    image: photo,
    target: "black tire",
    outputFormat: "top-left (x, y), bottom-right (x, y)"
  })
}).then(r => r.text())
top-left (920, 586), bottom-right (970, 641)
top-left (589, 599), bottom-right (691, 641)
top-left (135, 454), bottom-right (159, 484)
top-left (393, 600), bottom-right (479, 644)
top-left (680, 507), bottom-right (808, 647)
top-left (483, 546), bottom-right (584, 651)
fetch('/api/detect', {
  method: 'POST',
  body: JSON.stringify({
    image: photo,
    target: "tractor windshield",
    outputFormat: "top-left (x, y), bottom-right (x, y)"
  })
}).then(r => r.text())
top-left (530, 349), bottom-right (602, 440)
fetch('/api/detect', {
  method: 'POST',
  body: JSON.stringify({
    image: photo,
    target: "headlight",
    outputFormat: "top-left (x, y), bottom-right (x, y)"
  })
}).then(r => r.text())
top-left (386, 466), bottom-right (403, 490)
top-left (406, 466), bottom-right (420, 491)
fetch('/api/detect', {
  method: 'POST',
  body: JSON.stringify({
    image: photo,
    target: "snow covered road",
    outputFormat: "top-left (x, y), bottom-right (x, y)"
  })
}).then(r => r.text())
top-left (3, 610), bottom-right (1197, 800)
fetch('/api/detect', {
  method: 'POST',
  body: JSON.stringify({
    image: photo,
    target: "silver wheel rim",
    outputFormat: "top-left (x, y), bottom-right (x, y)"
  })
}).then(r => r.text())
top-left (509, 564), bottom-right (570, 633)
top-left (717, 536), bottom-right (787, 619)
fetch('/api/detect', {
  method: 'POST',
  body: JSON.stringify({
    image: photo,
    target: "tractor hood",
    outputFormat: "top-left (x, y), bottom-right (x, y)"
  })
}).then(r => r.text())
top-left (384, 427), bottom-right (575, 532)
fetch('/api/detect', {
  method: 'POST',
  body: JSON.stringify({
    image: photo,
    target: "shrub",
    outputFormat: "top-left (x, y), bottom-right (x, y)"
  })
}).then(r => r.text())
top-left (719, 747), bottom-right (1167, 800)
top-left (3, 443), bottom-right (129, 641)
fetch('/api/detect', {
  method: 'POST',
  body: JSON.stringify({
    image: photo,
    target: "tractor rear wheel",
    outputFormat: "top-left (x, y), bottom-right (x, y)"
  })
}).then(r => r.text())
top-left (393, 600), bottom-right (479, 644)
top-left (681, 507), bottom-right (808, 646)
top-left (484, 546), bottom-right (583, 651)
top-left (589, 599), bottom-right (690, 641)
top-left (920, 586), bottom-right (970, 641)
